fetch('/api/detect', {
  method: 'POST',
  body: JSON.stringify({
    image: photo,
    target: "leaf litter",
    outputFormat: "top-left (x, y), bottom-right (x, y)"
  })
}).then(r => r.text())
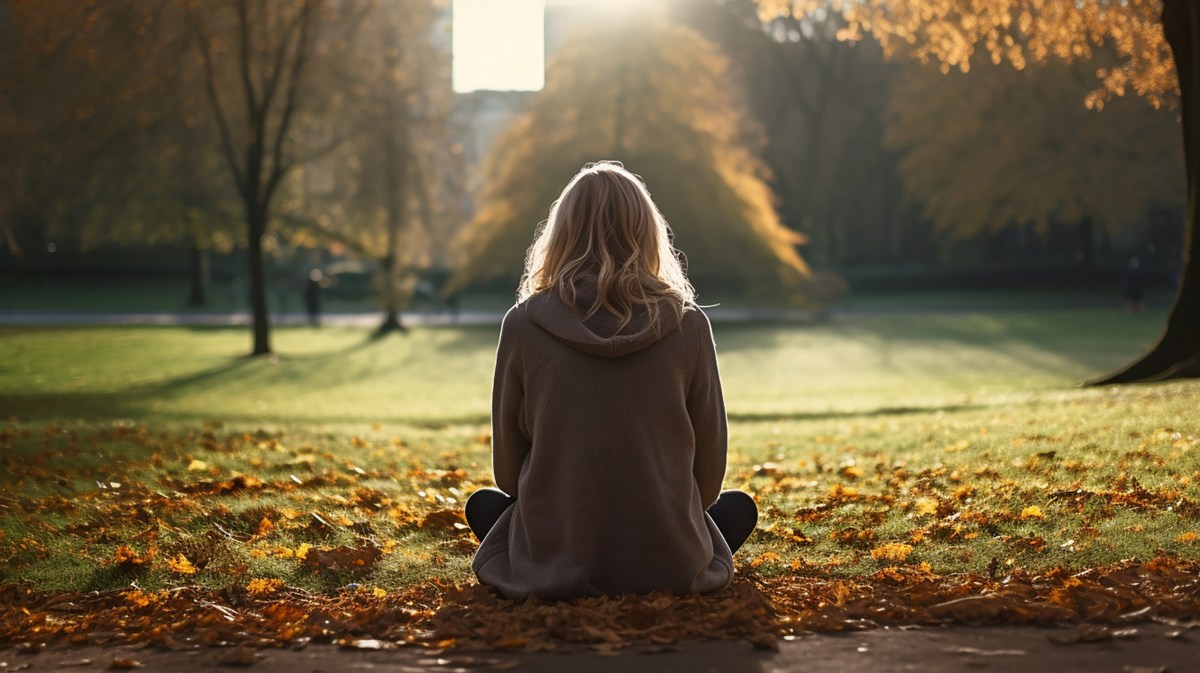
top-left (1, 557), bottom-right (1199, 656)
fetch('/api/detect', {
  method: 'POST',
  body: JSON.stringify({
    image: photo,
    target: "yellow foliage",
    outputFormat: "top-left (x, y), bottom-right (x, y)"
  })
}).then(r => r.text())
top-left (1020, 505), bottom-right (1046, 520)
top-left (166, 554), bottom-right (198, 575)
top-left (915, 498), bottom-right (938, 516)
top-left (1175, 531), bottom-right (1199, 544)
top-left (885, 51), bottom-right (1181, 239)
top-left (756, 0), bottom-right (1173, 107)
top-left (247, 578), bottom-right (284, 595)
top-left (871, 542), bottom-right (914, 562)
top-left (121, 589), bottom-right (165, 609)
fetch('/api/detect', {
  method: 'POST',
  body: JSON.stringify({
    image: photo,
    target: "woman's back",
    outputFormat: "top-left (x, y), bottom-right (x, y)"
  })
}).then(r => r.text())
top-left (472, 278), bottom-right (732, 599)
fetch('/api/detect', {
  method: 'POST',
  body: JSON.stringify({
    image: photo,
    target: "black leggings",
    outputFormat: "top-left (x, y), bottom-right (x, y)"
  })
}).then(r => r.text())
top-left (464, 488), bottom-right (758, 554)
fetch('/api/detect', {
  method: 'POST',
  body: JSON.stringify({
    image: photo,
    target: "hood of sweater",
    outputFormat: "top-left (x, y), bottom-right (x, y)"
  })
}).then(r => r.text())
top-left (524, 278), bottom-right (684, 358)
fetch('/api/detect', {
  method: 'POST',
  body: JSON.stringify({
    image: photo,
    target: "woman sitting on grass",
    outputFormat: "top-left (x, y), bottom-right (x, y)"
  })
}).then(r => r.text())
top-left (463, 161), bottom-right (757, 600)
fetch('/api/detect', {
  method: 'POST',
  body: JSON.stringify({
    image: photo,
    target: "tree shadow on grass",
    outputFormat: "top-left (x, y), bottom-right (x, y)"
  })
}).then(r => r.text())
top-left (728, 403), bottom-right (981, 423)
top-left (0, 335), bottom-right (401, 424)
top-left (711, 312), bottom-right (1159, 377)
top-left (845, 312), bottom-right (1159, 376)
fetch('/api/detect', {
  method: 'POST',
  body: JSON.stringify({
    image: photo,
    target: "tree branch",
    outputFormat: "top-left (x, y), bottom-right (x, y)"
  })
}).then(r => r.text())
top-left (236, 0), bottom-right (261, 123)
top-left (278, 212), bottom-right (374, 259)
top-left (264, 0), bottom-right (321, 205)
top-left (186, 12), bottom-right (248, 198)
top-left (259, 2), bottom-right (310, 127)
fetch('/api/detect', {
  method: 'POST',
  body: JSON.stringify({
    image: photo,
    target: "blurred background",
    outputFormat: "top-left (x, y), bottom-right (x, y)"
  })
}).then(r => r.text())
top-left (0, 0), bottom-right (1184, 333)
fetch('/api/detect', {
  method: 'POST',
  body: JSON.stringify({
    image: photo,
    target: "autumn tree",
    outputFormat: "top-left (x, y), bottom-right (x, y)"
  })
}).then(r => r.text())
top-left (283, 0), bottom-right (453, 335)
top-left (681, 0), bottom-right (910, 267)
top-left (451, 13), bottom-right (811, 303)
top-left (184, 0), bottom-right (371, 355)
top-left (886, 52), bottom-right (1183, 266)
top-left (0, 2), bottom-right (179, 257)
top-left (758, 0), bottom-right (1199, 382)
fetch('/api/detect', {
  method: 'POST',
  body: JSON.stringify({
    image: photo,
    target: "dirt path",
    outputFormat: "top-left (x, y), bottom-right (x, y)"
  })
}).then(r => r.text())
top-left (6, 623), bottom-right (1196, 673)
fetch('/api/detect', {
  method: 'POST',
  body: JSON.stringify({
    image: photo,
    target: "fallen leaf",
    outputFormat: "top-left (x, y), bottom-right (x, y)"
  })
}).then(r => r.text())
top-left (166, 554), bottom-right (198, 575)
top-left (420, 509), bottom-right (469, 533)
top-left (305, 544), bottom-right (382, 572)
top-left (749, 552), bottom-right (780, 568)
top-left (871, 543), bottom-right (914, 563)
top-left (246, 578), bottom-right (283, 596)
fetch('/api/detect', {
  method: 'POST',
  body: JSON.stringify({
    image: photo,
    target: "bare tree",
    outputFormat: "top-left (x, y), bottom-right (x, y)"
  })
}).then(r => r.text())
top-left (186, 0), bottom-right (367, 355)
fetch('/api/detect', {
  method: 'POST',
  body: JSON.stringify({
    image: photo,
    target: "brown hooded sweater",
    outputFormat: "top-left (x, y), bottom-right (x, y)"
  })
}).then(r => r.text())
top-left (472, 282), bottom-right (733, 600)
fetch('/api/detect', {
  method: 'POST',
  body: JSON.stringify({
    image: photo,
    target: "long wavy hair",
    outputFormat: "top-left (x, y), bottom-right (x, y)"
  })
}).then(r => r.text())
top-left (518, 161), bottom-right (695, 333)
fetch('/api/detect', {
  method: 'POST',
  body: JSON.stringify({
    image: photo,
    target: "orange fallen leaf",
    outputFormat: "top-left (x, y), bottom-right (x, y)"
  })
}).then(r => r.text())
top-left (871, 542), bottom-right (914, 563)
top-left (166, 553), bottom-right (198, 575)
top-left (246, 578), bottom-right (283, 595)
top-left (255, 517), bottom-right (274, 537)
top-left (749, 552), bottom-right (780, 568)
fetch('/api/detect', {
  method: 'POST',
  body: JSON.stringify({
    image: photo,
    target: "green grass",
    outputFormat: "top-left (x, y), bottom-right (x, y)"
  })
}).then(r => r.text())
top-left (1, 308), bottom-right (1198, 593)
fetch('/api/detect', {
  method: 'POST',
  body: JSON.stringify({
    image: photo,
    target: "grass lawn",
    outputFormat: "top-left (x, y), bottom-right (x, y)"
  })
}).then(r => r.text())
top-left (1, 308), bottom-right (1198, 597)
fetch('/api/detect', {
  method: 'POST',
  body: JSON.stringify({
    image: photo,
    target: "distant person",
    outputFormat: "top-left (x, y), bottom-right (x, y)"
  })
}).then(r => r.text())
top-left (1124, 257), bottom-right (1146, 314)
top-left (462, 161), bottom-right (756, 600)
top-left (305, 269), bottom-right (324, 327)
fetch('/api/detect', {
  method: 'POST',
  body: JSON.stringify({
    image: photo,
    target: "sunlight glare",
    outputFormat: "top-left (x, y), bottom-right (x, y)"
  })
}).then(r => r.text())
top-left (452, 0), bottom-right (546, 93)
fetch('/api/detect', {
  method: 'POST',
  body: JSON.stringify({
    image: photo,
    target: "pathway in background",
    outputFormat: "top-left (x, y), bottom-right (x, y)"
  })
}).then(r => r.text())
top-left (0, 299), bottom-right (1137, 327)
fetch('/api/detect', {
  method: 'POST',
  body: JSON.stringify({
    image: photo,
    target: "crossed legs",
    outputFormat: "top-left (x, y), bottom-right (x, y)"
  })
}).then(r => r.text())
top-left (464, 488), bottom-right (758, 554)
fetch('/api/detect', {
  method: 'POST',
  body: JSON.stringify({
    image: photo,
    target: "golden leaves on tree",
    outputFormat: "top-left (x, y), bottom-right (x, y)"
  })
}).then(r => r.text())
top-left (756, 0), bottom-right (1175, 108)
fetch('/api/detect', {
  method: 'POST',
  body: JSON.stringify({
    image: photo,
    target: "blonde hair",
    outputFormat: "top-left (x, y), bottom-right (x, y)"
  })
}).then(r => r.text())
top-left (518, 161), bottom-right (695, 333)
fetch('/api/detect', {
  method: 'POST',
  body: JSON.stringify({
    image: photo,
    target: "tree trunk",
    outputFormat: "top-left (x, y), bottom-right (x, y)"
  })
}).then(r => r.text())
top-left (247, 209), bottom-right (272, 355)
top-left (375, 256), bottom-right (405, 337)
top-left (1090, 0), bottom-right (1200, 384)
top-left (187, 244), bottom-right (210, 307)
top-left (375, 74), bottom-right (409, 337)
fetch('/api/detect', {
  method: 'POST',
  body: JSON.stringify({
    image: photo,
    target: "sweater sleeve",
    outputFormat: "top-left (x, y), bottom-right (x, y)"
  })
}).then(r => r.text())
top-left (687, 309), bottom-right (728, 508)
top-left (492, 308), bottom-right (530, 496)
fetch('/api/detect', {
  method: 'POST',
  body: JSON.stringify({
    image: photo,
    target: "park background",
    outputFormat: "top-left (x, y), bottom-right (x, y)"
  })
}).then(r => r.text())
top-left (3, 0), bottom-right (1200, 652)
